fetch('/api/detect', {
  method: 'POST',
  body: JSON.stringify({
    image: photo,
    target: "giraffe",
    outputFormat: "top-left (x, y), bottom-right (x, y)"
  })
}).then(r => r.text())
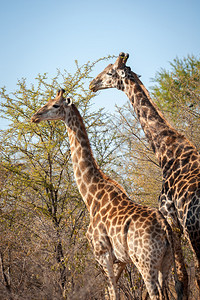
top-left (89, 52), bottom-right (200, 296)
top-left (31, 89), bottom-right (182, 300)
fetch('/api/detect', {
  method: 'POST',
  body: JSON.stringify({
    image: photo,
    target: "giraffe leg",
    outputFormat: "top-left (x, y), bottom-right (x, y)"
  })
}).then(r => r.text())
top-left (185, 212), bottom-right (200, 291)
top-left (143, 275), bottom-right (160, 300)
top-left (130, 260), bottom-right (160, 300)
top-left (97, 252), bottom-right (119, 300)
top-left (158, 270), bottom-right (170, 299)
top-left (195, 261), bottom-right (200, 291)
top-left (172, 231), bottom-right (188, 300)
top-left (188, 241), bottom-right (200, 292)
top-left (159, 201), bottom-right (188, 299)
top-left (113, 261), bottom-right (126, 282)
top-left (158, 246), bottom-right (172, 300)
top-left (112, 262), bottom-right (126, 300)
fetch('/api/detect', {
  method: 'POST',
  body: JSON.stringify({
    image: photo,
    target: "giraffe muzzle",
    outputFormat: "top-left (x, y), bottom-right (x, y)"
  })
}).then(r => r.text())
top-left (89, 81), bottom-right (97, 92)
top-left (89, 79), bottom-right (102, 92)
top-left (31, 115), bottom-right (41, 123)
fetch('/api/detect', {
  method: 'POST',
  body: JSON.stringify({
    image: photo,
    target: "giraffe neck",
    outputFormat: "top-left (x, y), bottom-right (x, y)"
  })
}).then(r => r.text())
top-left (120, 73), bottom-right (194, 167)
top-left (64, 104), bottom-right (126, 212)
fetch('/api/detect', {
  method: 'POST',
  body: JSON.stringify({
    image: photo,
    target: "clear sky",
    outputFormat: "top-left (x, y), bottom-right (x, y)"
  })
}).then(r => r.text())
top-left (0, 0), bottom-right (200, 129)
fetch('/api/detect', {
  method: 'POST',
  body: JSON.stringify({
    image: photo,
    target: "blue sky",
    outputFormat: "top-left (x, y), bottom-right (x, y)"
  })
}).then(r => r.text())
top-left (0, 0), bottom-right (200, 129)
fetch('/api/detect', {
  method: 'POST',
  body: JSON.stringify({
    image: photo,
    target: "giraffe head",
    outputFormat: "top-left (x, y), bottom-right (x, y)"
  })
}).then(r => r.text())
top-left (31, 89), bottom-right (72, 123)
top-left (89, 52), bottom-right (133, 92)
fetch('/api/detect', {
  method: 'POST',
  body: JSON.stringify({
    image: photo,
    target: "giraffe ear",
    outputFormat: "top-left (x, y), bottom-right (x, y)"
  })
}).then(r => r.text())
top-left (64, 97), bottom-right (72, 107)
top-left (118, 69), bottom-right (126, 78)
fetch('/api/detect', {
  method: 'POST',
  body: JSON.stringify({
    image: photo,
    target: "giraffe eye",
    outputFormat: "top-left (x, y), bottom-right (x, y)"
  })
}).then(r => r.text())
top-left (107, 72), bottom-right (113, 76)
top-left (53, 104), bottom-right (60, 108)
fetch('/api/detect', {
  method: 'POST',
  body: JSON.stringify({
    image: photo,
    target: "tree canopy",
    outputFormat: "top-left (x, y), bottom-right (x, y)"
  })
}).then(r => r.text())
top-left (152, 54), bottom-right (200, 149)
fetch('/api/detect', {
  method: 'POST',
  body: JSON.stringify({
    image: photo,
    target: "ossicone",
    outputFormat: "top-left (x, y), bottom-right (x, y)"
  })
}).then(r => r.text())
top-left (113, 52), bottom-right (130, 69)
top-left (120, 52), bottom-right (129, 64)
top-left (56, 88), bottom-right (66, 97)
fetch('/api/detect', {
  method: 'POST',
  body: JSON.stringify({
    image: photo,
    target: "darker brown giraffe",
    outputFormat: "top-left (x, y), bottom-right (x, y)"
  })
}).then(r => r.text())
top-left (31, 89), bottom-right (182, 300)
top-left (90, 52), bottom-right (200, 296)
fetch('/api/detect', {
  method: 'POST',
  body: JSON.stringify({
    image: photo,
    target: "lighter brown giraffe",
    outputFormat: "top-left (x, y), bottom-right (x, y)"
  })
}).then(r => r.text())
top-left (90, 52), bottom-right (200, 297)
top-left (31, 89), bottom-right (182, 300)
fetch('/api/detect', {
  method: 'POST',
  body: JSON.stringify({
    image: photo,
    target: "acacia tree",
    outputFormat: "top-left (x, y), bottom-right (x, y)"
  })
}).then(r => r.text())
top-left (152, 54), bottom-right (200, 149)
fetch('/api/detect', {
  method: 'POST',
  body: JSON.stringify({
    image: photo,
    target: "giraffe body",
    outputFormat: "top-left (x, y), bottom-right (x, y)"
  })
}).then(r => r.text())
top-left (31, 90), bottom-right (181, 300)
top-left (90, 53), bottom-right (200, 295)
top-left (87, 194), bottom-right (173, 300)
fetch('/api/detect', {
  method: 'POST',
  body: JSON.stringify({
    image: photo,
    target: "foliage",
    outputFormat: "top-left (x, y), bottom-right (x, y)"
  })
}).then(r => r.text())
top-left (151, 54), bottom-right (200, 149)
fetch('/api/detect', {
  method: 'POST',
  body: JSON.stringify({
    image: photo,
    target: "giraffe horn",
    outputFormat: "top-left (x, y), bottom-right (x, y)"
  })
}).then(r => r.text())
top-left (56, 89), bottom-right (65, 97)
top-left (56, 89), bottom-right (61, 97)
top-left (113, 52), bottom-right (126, 69)
top-left (123, 53), bottom-right (129, 64)
top-left (60, 88), bottom-right (65, 96)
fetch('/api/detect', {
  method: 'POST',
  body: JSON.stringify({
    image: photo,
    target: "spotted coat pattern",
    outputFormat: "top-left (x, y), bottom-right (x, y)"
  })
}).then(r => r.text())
top-left (90, 53), bottom-right (200, 296)
top-left (31, 89), bottom-right (180, 300)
